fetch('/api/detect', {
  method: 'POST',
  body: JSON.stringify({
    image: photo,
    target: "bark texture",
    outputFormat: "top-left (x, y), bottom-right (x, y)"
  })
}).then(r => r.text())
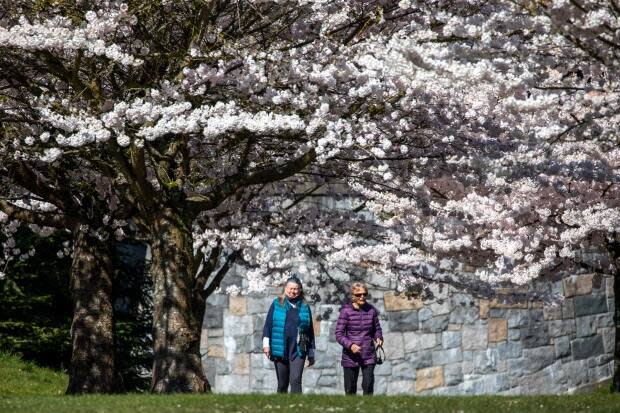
top-left (66, 230), bottom-right (117, 394)
top-left (150, 209), bottom-right (210, 393)
top-left (611, 239), bottom-right (620, 392)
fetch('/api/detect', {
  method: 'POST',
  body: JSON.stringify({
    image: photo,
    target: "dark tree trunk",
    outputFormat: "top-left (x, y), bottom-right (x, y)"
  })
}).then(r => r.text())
top-left (66, 229), bottom-right (117, 394)
top-left (149, 209), bottom-right (210, 393)
top-left (611, 238), bottom-right (620, 392)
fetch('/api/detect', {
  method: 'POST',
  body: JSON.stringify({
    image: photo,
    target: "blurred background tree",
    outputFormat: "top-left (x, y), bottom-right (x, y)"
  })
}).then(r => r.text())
top-left (0, 229), bottom-right (152, 391)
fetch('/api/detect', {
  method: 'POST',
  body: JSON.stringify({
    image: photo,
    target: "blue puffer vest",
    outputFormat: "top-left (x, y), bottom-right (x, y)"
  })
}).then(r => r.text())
top-left (270, 297), bottom-right (311, 358)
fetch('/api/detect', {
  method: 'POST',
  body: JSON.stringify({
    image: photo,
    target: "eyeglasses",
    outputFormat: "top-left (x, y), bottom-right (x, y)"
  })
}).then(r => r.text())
top-left (353, 293), bottom-right (368, 298)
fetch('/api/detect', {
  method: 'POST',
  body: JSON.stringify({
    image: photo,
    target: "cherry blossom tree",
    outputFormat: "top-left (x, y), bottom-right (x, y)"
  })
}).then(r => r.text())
top-left (1, 0), bottom-right (619, 393)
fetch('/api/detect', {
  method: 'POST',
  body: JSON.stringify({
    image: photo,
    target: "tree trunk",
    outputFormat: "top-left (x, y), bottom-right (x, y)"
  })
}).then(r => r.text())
top-left (611, 239), bottom-right (620, 392)
top-left (66, 229), bottom-right (117, 394)
top-left (149, 209), bottom-right (210, 393)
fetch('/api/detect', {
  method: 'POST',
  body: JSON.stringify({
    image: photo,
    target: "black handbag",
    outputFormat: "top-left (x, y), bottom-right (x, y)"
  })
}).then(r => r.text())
top-left (297, 330), bottom-right (310, 354)
top-left (373, 344), bottom-right (386, 365)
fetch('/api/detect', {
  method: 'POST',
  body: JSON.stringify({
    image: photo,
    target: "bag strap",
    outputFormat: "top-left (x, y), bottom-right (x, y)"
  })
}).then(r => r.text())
top-left (374, 344), bottom-right (386, 362)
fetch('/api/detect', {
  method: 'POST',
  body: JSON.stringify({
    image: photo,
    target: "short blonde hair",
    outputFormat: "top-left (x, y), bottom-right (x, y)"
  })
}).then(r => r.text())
top-left (351, 282), bottom-right (368, 295)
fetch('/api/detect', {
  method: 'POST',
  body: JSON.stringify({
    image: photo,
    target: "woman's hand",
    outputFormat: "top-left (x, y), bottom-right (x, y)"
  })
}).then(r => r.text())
top-left (350, 344), bottom-right (362, 354)
top-left (307, 357), bottom-right (315, 367)
top-left (374, 338), bottom-right (383, 346)
top-left (263, 347), bottom-right (271, 359)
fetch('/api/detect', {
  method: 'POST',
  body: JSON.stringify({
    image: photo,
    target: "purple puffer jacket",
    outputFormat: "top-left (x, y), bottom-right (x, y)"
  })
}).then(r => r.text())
top-left (335, 303), bottom-right (383, 367)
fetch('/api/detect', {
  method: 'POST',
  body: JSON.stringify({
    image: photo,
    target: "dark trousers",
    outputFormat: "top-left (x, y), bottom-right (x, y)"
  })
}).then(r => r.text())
top-left (343, 364), bottom-right (375, 395)
top-left (274, 357), bottom-right (305, 393)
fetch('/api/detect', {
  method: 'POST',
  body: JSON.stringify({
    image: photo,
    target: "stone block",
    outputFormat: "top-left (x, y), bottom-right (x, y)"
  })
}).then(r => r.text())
top-left (595, 353), bottom-right (612, 366)
top-left (521, 346), bottom-right (555, 373)
top-left (520, 323), bottom-right (550, 348)
top-left (543, 303), bottom-right (562, 320)
top-left (479, 299), bottom-right (490, 319)
top-left (384, 291), bottom-right (423, 311)
top-left (246, 296), bottom-right (272, 315)
top-left (554, 336), bottom-right (571, 359)
top-left (473, 349), bottom-right (499, 374)
top-left (204, 303), bottom-right (224, 329)
top-left (313, 318), bottom-right (321, 336)
top-left (203, 358), bottom-right (217, 387)
top-left (562, 298), bottom-right (575, 319)
top-left (409, 350), bottom-right (433, 370)
top-left (461, 373), bottom-right (509, 394)
top-left (548, 319), bottom-right (575, 338)
top-left (215, 374), bottom-right (250, 393)
top-left (207, 328), bottom-right (224, 338)
top-left (429, 300), bottom-right (451, 316)
top-left (374, 376), bottom-right (388, 394)
top-left (417, 308), bottom-right (432, 322)
top-left (590, 363), bottom-right (612, 382)
top-left (488, 318), bottom-right (508, 343)
top-left (574, 294), bottom-right (608, 317)
top-left (301, 369), bottom-right (321, 389)
top-left (508, 329), bottom-right (521, 341)
top-left (389, 379), bottom-right (416, 395)
top-left (490, 298), bottom-right (528, 309)
top-left (223, 314), bottom-right (254, 336)
top-left (575, 315), bottom-right (597, 337)
top-left (415, 366), bottom-right (444, 392)
top-left (384, 332), bottom-right (405, 359)
top-left (388, 310), bottom-right (419, 332)
top-left (421, 314), bottom-right (450, 333)
top-left (563, 273), bottom-right (594, 297)
top-left (563, 359), bottom-right (590, 387)
top-left (392, 360), bottom-right (416, 379)
top-left (506, 310), bottom-right (530, 328)
top-left (600, 327), bottom-right (614, 353)
top-left (596, 314), bottom-right (614, 328)
top-left (404, 332), bottom-right (438, 353)
top-left (606, 277), bottom-right (614, 298)
top-left (232, 353), bottom-right (250, 375)
top-left (496, 341), bottom-right (522, 359)
top-left (444, 364), bottom-right (463, 386)
top-left (571, 335), bottom-right (604, 360)
top-left (207, 345), bottom-right (226, 358)
top-left (432, 348), bottom-right (463, 365)
top-left (462, 360), bottom-right (474, 375)
top-left (374, 360), bottom-right (393, 376)
top-left (229, 295), bottom-right (247, 316)
top-left (490, 308), bottom-right (507, 318)
top-left (462, 325), bottom-right (488, 350)
top-left (317, 374), bottom-right (337, 387)
top-left (224, 335), bottom-right (236, 355)
top-left (449, 306), bottom-right (479, 324)
top-left (442, 331), bottom-right (462, 349)
top-left (235, 335), bottom-right (256, 353)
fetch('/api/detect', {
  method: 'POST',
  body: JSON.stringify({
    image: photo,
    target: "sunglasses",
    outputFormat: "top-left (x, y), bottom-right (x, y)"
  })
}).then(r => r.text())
top-left (353, 293), bottom-right (368, 298)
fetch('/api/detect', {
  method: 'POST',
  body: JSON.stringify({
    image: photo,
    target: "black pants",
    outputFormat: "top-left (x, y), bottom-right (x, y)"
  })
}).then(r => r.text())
top-left (274, 357), bottom-right (305, 393)
top-left (343, 364), bottom-right (375, 395)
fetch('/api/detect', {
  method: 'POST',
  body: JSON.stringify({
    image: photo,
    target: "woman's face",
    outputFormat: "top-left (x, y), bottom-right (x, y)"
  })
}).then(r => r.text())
top-left (352, 288), bottom-right (368, 306)
top-left (284, 282), bottom-right (301, 300)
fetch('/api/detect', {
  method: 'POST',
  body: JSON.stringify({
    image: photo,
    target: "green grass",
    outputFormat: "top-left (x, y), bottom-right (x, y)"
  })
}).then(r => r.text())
top-left (0, 351), bottom-right (67, 396)
top-left (2, 352), bottom-right (620, 413)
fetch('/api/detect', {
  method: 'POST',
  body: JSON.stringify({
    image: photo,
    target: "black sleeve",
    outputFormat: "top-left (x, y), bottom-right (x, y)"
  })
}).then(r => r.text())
top-left (262, 301), bottom-right (275, 340)
top-left (307, 305), bottom-right (316, 352)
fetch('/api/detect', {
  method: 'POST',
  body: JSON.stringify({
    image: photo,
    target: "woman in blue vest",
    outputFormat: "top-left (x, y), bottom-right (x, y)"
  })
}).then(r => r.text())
top-left (262, 276), bottom-right (315, 393)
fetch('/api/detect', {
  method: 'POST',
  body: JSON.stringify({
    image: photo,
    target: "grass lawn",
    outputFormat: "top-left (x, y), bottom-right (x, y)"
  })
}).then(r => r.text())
top-left (2, 352), bottom-right (620, 413)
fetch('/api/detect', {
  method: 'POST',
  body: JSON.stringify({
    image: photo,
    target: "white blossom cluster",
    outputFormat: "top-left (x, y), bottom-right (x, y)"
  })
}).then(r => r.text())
top-left (0, 3), bottom-right (141, 66)
top-left (1, 0), bottom-right (619, 295)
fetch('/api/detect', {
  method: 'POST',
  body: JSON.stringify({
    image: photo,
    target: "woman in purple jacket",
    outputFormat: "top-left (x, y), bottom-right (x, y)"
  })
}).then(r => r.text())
top-left (335, 282), bottom-right (383, 395)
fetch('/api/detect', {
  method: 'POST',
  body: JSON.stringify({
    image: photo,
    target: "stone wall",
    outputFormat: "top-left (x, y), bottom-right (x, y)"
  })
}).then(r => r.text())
top-left (200, 272), bottom-right (615, 395)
